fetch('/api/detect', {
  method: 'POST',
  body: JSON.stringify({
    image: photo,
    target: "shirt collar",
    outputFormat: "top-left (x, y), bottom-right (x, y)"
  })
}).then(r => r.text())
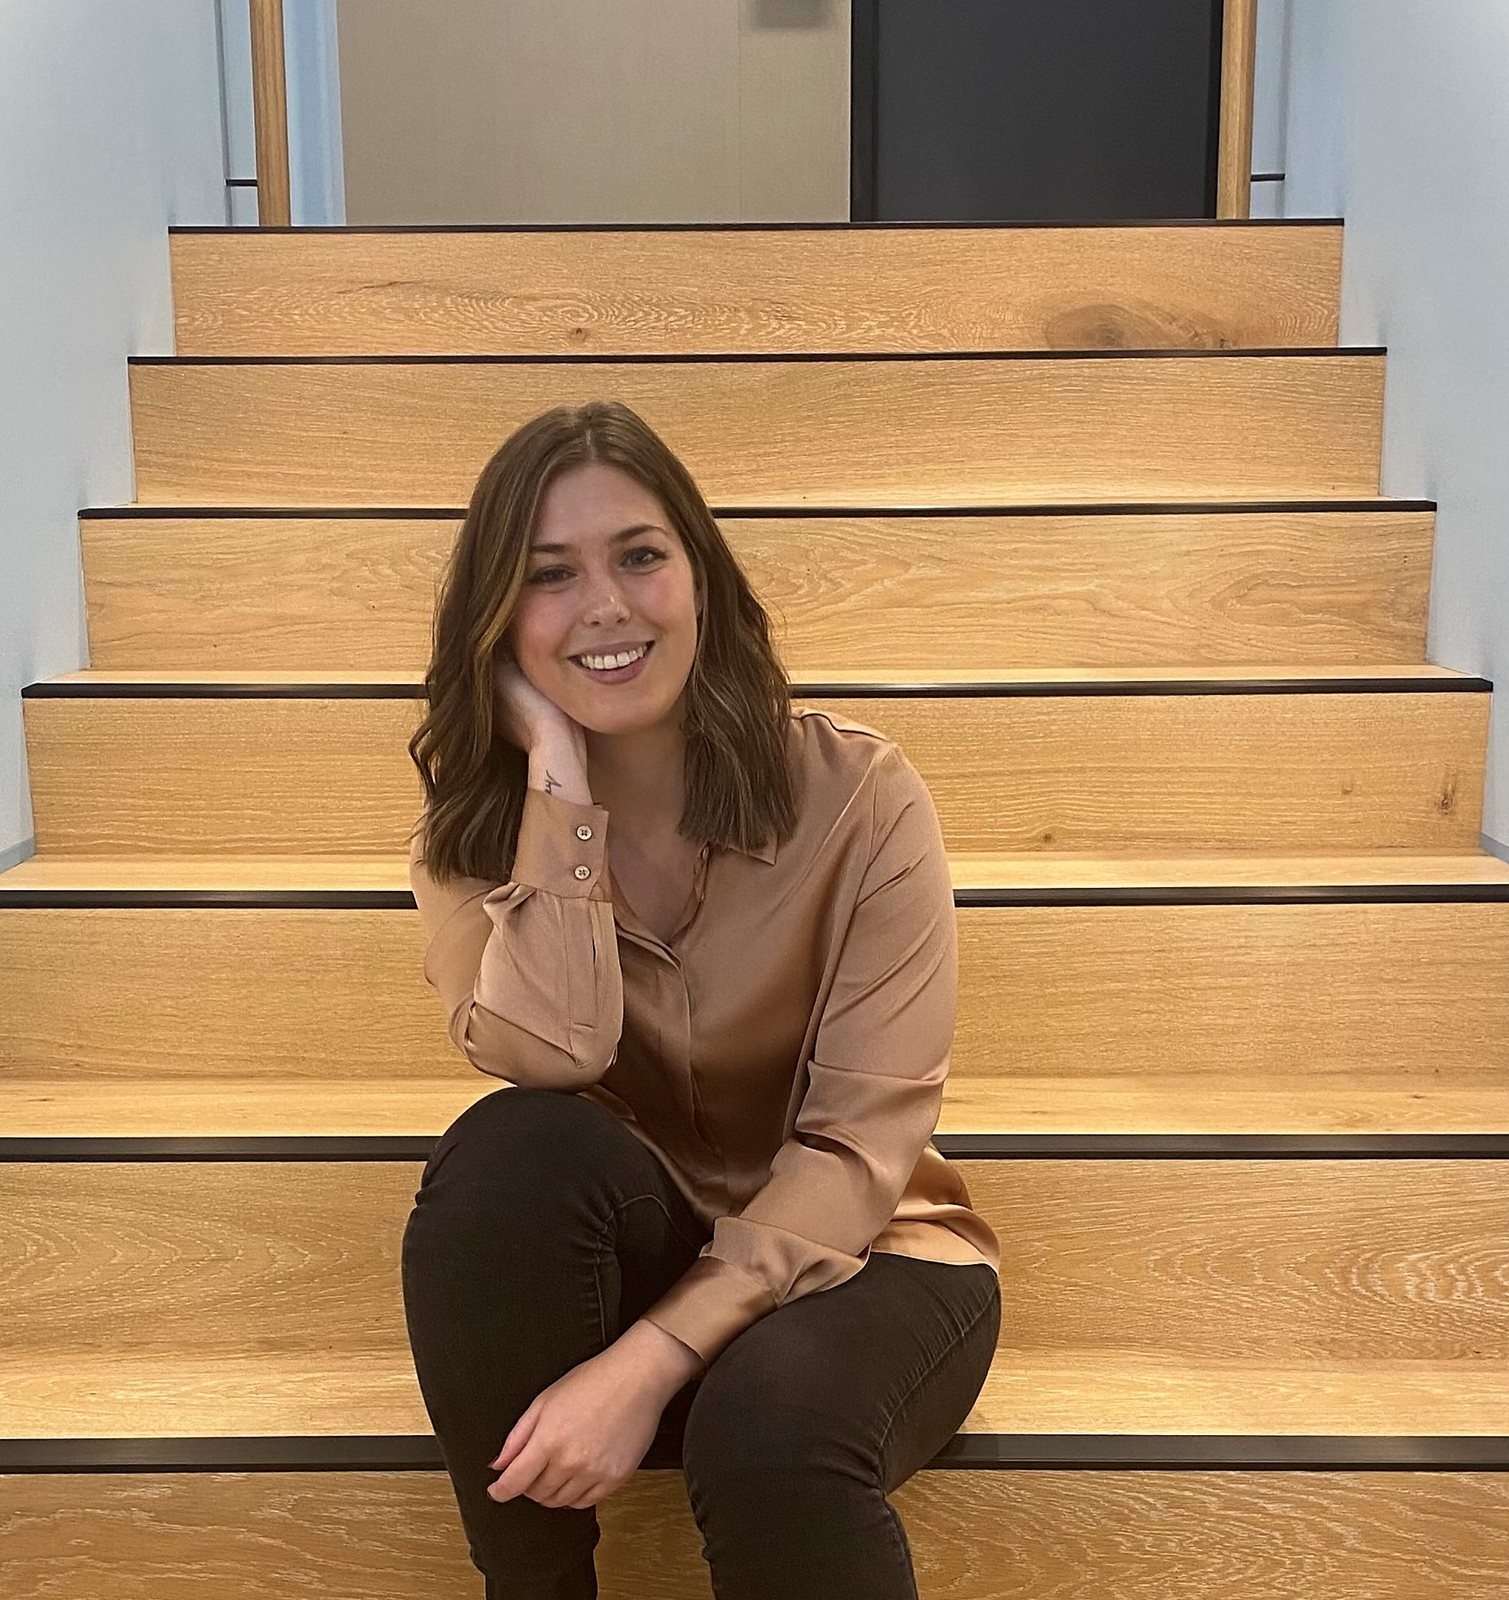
top-left (720, 834), bottom-right (779, 865)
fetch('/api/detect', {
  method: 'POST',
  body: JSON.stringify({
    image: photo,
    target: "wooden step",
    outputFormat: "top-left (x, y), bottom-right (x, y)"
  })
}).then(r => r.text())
top-left (5, 850), bottom-right (1504, 1106)
top-left (77, 499), bottom-right (1435, 673)
top-left (166, 220), bottom-right (1344, 356)
top-left (6, 844), bottom-right (1508, 895)
top-left (4, 1158), bottom-right (1505, 1370)
top-left (125, 349), bottom-right (1385, 504)
top-left (4, 1427), bottom-right (1507, 1600)
top-left (1, 1350), bottom-right (1505, 1443)
top-left (4, 1072), bottom-right (1508, 1143)
top-left (19, 668), bottom-right (1490, 855)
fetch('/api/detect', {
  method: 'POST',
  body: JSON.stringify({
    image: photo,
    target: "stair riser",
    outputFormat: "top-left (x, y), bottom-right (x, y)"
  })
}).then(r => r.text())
top-left (127, 354), bottom-right (1385, 504)
top-left (3, 903), bottom-right (1508, 1095)
top-left (5, 1464), bottom-right (1507, 1600)
top-left (79, 507), bottom-right (1434, 673)
top-left (5, 1159), bottom-right (1506, 1362)
top-left (21, 691), bottom-right (1487, 855)
top-left (169, 222), bottom-right (1343, 355)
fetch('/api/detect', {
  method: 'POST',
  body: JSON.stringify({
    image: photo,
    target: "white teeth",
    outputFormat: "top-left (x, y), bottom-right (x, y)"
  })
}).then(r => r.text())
top-left (575, 644), bottom-right (648, 671)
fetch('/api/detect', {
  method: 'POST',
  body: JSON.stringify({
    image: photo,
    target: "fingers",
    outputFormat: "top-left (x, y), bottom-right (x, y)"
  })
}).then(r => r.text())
top-left (491, 1401), bottom-right (537, 1471)
top-left (534, 1470), bottom-right (597, 1510)
top-left (492, 1454), bottom-right (589, 1509)
top-left (487, 1422), bottom-right (541, 1503)
top-left (487, 1457), bottom-right (531, 1502)
top-left (489, 1436), bottom-right (593, 1509)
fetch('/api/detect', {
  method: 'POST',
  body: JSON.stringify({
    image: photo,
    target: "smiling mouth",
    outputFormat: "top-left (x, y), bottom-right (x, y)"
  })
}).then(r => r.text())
top-left (569, 640), bottom-right (655, 670)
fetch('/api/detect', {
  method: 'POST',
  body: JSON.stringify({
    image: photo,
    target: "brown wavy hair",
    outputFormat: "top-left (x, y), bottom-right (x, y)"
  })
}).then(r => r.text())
top-left (408, 399), bottom-right (797, 886)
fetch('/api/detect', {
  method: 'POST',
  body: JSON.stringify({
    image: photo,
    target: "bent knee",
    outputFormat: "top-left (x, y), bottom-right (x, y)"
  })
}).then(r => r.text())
top-left (682, 1342), bottom-right (860, 1480)
top-left (422, 1086), bottom-right (619, 1190)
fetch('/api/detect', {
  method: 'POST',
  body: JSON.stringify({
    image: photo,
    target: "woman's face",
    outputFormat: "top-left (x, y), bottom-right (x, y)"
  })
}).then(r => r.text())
top-left (508, 460), bottom-right (701, 736)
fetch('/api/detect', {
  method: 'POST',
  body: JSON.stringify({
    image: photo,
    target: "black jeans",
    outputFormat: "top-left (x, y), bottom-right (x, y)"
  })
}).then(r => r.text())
top-left (401, 1086), bottom-right (1001, 1600)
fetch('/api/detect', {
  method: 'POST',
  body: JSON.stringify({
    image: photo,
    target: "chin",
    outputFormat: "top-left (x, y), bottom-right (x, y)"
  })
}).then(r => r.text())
top-left (580, 700), bottom-right (672, 732)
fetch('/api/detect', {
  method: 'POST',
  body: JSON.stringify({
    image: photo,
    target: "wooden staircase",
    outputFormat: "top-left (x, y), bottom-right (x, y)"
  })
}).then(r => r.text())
top-left (3, 220), bottom-right (1507, 1596)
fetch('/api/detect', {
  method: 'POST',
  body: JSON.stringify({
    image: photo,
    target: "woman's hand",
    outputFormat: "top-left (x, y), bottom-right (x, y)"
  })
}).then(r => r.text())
top-left (487, 1344), bottom-right (676, 1511)
top-left (494, 648), bottom-right (587, 760)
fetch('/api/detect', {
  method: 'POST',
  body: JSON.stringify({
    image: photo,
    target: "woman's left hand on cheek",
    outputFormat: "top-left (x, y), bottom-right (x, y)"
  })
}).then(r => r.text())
top-left (487, 1347), bottom-right (674, 1511)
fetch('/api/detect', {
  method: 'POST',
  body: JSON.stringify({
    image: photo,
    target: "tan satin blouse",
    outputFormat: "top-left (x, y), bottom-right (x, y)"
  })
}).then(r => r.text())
top-left (408, 706), bottom-right (1001, 1369)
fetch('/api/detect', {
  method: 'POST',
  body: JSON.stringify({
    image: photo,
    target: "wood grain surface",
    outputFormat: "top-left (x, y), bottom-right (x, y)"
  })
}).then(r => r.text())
top-left (78, 506), bottom-right (1433, 673)
top-left (4, 1461), bottom-right (1507, 1599)
top-left (22, 685), bottom-right (1487, 855)
top-left (126, 353), bottom-right (1385, 505)
top-left (4, 1159), bottom-right (1507, 1370)
top-left (2, 897), bottom-right (1506, 1097)
top-left (167, 224), bottom-right (1342, 355)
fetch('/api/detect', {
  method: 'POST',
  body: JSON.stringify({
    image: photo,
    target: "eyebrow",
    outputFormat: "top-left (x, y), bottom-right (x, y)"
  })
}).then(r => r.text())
top-left (528, 522), bottom-right (666, 556)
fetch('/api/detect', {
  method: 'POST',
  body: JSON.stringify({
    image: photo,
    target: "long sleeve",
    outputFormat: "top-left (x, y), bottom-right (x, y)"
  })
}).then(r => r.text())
top-left (408, 785), bottom-right (624, 1089)
top-left (638, 746), bottom-right (958, 1368)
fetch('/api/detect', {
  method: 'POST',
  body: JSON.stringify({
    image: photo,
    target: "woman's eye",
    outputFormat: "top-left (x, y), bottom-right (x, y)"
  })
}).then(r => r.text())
top-left (529, 548), bottom-right (663, 584)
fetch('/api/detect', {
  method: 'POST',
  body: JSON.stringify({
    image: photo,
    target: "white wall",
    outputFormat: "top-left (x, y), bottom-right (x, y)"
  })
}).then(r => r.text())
top-left (285, 0), bottom-right (347, 225)
top-left (1280, 0), bottom-right (1509, 859)
top-left (0, 0), bottom-right (226, 870)
top-left (217, 0), bottom-right (261, 225)
top-left (1248, 0), bottom-right (1290, 218)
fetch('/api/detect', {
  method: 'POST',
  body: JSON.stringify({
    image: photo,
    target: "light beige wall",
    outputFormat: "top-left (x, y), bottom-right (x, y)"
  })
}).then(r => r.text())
top-left (334, 0), bottom-right (850, 223)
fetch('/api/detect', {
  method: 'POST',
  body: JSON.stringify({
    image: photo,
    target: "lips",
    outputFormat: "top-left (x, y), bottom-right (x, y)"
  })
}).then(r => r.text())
top-left (570, 640), bottom-right (653, 667)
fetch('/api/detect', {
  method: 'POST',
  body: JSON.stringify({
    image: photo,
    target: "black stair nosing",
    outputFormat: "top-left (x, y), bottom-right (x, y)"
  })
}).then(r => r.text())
top-left (5, 884), bottom-right (1509, 911)
top-left (77, 496), bottom-right (1439, 518)
top-left (167, 218), bottom-right (1345, 236)
top-left (19, 675), bottom-right (1493, 699)
top-left (950, 884), bottom-right (1509, 905)
top-left (2, 1432), bottom-right (1504, 1474)
top-left (4, 1134), bottom-right (1508, 1162)
top-left (128, 345), bottom-right (1383, 367)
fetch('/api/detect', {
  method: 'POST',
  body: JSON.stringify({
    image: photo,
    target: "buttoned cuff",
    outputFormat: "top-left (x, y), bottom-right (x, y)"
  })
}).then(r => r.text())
top-left (638, 1255), bottom-right (781, 1369)
top-left (509, 786), bottom-right (610, 899)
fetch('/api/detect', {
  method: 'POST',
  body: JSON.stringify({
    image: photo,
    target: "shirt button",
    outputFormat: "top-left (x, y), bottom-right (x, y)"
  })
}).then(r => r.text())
top-left (573, 865), bottom-right (592, 880)
top-left (576, 824), bottom-right (593, 840)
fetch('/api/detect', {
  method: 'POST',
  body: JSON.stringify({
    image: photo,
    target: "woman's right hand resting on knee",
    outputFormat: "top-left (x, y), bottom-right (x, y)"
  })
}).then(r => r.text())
top-left (486, 1342), bottom-right (688, 1511)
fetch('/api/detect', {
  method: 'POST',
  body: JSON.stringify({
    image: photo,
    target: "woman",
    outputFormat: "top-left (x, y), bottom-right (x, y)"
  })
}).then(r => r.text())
top-left (402, 399), bottom-right (1002, 1600)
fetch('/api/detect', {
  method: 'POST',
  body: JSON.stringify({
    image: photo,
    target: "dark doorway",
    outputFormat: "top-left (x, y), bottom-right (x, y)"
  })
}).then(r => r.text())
top-left (851, 0), bottom-right (1224, 221)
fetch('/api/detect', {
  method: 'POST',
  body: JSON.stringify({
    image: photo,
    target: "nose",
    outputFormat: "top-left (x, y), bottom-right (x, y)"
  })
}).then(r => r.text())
top-left (582, 572), bottom-right (630, 623)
